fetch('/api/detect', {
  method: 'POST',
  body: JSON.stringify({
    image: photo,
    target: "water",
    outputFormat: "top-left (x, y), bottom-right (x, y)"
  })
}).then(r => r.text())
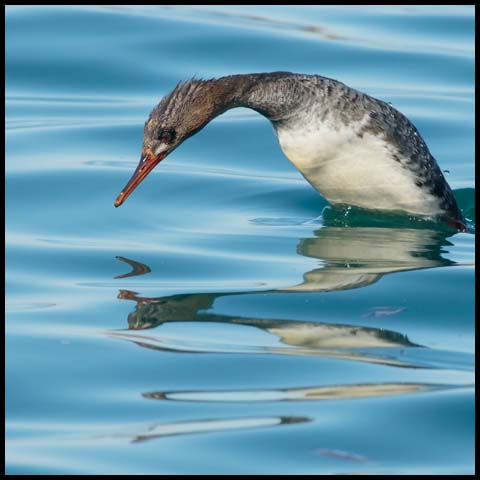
top-left (5, 5), bottom-right (475, 475)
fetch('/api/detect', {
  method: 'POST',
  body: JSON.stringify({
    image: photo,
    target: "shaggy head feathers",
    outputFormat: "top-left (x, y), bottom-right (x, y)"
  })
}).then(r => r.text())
top-left (143, 77), bottom-right (243, 151)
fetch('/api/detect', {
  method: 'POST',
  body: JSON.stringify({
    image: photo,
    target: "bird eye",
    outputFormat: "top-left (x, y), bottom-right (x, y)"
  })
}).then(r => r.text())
top-left (159, 129), bottom-right (176, 144)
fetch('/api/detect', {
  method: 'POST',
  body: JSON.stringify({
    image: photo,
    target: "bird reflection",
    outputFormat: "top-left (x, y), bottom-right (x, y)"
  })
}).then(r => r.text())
top-left (143, 382), bottom-right (460, 404)
top-left (113, 225), bottom-right (454, 367)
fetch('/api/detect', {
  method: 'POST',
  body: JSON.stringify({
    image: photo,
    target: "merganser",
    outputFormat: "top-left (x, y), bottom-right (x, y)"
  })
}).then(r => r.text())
top-left (114, 72), bottom-right (465, 230)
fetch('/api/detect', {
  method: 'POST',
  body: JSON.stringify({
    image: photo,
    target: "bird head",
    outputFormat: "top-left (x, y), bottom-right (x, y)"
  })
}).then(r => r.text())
top-left (114, 79), bottom-right (217, 207)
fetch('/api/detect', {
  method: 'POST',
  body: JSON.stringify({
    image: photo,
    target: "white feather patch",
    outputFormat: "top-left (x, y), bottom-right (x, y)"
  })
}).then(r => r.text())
top-left (275, 115), bottom-right (442, 217)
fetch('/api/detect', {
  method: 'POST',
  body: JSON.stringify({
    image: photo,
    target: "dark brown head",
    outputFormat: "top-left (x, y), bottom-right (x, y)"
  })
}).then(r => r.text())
top-left (114, 78), bottom-right (239, 207)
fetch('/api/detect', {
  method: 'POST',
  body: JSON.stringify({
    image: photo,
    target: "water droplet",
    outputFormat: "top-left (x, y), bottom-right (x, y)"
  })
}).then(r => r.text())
top-left (387, 102), bottom-right (393, 106)
top-left (444, 170), bottom-right (450, 175)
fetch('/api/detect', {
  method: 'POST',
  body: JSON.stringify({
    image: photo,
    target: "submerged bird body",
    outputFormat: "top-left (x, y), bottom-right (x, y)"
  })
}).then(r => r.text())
top-left (114, 72), bottom-right (464, 229)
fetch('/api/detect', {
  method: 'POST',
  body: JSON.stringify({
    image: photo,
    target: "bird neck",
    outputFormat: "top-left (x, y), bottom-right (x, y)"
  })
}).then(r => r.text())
top-left (206, 72), bottom-right (303, 123)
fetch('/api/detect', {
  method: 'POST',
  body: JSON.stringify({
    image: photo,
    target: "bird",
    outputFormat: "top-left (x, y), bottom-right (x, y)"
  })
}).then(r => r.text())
top-left (114, 72), bottom-right (465, 230)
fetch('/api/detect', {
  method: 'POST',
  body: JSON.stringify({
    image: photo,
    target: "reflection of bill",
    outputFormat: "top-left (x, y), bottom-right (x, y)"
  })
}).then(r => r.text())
top-left (112, 226), bottom-right (456, 367)
top-left (95, 416), bottom-right (310, 444)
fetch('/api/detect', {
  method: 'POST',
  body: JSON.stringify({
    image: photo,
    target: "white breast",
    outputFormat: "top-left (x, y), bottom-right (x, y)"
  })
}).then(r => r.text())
top-left (275, 116), bottom-right (442, 217)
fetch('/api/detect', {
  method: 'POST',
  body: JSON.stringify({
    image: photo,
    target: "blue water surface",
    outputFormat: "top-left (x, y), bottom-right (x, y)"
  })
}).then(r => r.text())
top-left (5, 5), bottom-right (475, 475)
